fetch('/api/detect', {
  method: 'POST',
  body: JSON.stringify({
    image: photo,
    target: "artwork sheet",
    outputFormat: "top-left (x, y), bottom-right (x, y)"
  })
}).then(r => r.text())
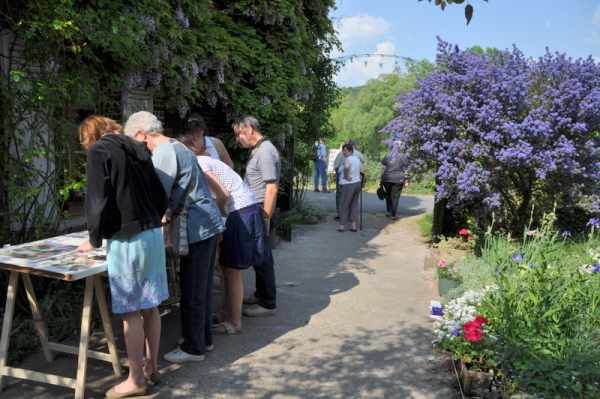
top-left (0, 231), bottom-right (107, 280)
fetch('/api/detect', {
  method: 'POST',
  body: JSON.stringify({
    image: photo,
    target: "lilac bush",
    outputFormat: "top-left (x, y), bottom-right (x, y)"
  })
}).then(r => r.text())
top-left (383, 39), bottom-right (600, 232)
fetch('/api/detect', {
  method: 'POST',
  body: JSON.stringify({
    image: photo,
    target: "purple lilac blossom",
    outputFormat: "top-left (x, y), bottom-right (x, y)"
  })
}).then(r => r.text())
top-left (382, 38), bottom-right (600, 231)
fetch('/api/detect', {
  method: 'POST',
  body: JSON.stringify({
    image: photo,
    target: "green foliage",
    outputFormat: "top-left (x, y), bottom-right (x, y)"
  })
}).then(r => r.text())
top-left (279, 200), bottom-right (326, 227)
top-left (449, 214), bottom-right (600, 396)
top-left (421, 0), bottom-right (489, 24)
top-left (417, 213), bottom-right (433, 238)
top-left (328, 60), bottom-right (434, 163)
top-left (0, 0), bottom-right (339, 245)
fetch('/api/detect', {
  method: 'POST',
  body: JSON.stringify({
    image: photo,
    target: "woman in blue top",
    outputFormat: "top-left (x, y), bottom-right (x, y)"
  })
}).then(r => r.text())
top-left (337, 143), bottom-right (362, 232)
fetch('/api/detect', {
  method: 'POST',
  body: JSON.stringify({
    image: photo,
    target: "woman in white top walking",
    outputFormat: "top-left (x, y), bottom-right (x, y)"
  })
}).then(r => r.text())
top-left (337, 143), bottom-right (362, 232)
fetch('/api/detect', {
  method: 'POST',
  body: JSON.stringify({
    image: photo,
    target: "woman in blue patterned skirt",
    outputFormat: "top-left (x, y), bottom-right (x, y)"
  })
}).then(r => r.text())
top-left (77, 116), bottom-right (169, 398)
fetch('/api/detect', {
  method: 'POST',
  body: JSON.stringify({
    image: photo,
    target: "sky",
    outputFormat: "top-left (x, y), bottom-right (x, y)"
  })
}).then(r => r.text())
top-left (332, 0), bottom-right (600, 87)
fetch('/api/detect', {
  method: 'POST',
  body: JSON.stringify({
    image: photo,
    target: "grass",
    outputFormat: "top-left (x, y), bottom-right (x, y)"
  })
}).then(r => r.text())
top-left (417, 213), bottom-right (433, 239)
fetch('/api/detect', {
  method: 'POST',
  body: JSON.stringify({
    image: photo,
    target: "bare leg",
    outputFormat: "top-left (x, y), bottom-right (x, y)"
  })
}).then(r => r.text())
top-left (141, 308), bottom-right (161, 376)
top-left (112, 312), bottom-right (145, 393)
top-left (223, 267), bottom-right (243, 330)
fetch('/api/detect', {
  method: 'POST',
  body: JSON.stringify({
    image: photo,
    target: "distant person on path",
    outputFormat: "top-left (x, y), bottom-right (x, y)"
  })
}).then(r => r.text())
top-left (181, 113), bottom-right (234, 168)
top-left (313, 139), bottom-right (329, 192)
top-left (124, 111), bottom-right (225, 364)
top-left (233, 116), bottom-right (279, 317)
top-left (334, 139), bottom-right (364, 220)
top-left (337, 142), bottom-right (362, 232)
top-left (381, 141), bottom-right (408, 220)
top-left (77, 116), bottom-right (168, 398)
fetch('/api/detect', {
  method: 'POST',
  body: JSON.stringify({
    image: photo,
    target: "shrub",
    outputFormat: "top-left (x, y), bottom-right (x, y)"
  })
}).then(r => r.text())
top-left (383, 38), bottom-right (600, 234)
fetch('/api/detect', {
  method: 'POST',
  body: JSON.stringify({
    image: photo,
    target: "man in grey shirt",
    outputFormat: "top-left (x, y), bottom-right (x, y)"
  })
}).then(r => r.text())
top-left (233, 116), bottom-right (279, 317)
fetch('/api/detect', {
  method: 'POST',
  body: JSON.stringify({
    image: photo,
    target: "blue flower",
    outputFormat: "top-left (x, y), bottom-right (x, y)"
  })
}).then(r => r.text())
top-left (588, 218), bottom-right (600, 229)
top-left (512, 252), bottom-right (524, 262)
top-left (431, 306), bottom-right (444, 317)
top-left (592, 263), bottom-right (600, 273)
top-left (451, 326), bottom-right (462, 337)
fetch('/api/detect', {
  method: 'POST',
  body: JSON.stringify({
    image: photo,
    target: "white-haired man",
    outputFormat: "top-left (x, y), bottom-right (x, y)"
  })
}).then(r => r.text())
top-left (232, 116), bottom-right (279, 317)
top-left (124, 111), bottom-right (224, 363)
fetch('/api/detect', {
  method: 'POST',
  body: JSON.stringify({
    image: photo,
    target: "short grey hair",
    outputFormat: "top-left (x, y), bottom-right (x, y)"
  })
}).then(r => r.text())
top-left (124, 111), bottom-right (163, 137)
top-left (237, 115), bottom-right (261, 132)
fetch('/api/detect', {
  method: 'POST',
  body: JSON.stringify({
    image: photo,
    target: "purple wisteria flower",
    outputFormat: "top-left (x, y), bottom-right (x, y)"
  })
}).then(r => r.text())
top-left (592, 263), bottom-right (600, 273)
top-left (382, 38), bottom-right (600, 232)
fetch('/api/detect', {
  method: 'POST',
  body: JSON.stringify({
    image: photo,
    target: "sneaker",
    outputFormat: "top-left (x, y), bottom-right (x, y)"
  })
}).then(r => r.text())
top-left (243, 295), bottom-right (259, 305)
top-left (242, 304), bottom-right (277, 317)
top-left (177, 338), bottom-right (214, 352)
top-left (164, 347), bottom-right (205, 363)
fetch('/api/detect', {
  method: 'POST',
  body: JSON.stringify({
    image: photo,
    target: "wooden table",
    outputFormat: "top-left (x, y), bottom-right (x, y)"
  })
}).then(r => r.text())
top-left (0, 231), bottom-right (122, 398)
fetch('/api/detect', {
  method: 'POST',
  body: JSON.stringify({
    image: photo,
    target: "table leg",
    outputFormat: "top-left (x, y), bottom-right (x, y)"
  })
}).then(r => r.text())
top-left (22, 275), bottom-right (54, 362)
top-left (93, 276), bottom-right (122, 376)
top-left (74, 276), bottom-right (94, 399)
top-left (0, 271), bottom-right (20, 391)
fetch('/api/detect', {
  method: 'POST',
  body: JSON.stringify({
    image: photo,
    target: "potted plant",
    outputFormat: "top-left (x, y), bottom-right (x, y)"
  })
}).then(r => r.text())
top-left (433, 289), bottom-right (497, 396)
top-left (436, 259), bottom-right (460, 296)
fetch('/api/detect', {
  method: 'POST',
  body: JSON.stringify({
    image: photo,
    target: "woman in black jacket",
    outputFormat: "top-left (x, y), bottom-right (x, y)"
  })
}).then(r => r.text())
top-left (77, 116), bottom-right (168, 398)
top-left (381, 142), bottom-right (408, 220)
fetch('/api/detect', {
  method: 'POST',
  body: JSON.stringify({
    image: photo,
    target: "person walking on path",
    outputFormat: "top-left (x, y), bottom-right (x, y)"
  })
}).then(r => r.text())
top-left (181, 113), bottom-right (234, 167)
top-left (232, 116), bottom-right (280, 317)
top-left (77, 116), bottom-right (169, 398)
top-left (313, 139), bottom-right (328, 192)
top-left (337, 143), bottom-right (362, 232)
top-left (381, 141), bottom-right (408, 220)
top-left (124, 111), bottom-right (225, 364)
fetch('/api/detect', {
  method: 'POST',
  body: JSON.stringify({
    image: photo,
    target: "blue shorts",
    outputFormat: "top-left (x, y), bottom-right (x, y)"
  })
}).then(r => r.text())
top-left (219, 204), bottom-right (269, 269)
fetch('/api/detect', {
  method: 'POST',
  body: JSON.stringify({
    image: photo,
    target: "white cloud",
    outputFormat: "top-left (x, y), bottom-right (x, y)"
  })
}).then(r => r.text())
top-left (335, 41), bottom-right (398, 87)
top-left (594, 56), bottom-right (600, 63)
top-left (335, 15), bottom-right (391, 42)
top-left (593, 3), bottom-right (600, 26)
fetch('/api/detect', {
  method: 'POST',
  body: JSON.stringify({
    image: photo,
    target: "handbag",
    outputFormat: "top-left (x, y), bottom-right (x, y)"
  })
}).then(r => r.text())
top-left (376, 183), bottom-right (387, 200)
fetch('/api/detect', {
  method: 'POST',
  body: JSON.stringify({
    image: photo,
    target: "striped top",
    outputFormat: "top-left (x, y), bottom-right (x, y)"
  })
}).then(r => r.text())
top-left (196, 156), bottom-right (257, 213)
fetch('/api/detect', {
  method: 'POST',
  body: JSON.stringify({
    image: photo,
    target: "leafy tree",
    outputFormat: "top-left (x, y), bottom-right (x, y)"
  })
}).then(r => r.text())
top-left (0, 0), bottom-right (339, 244)
top-left (329, 60), bottom-right (434, 160)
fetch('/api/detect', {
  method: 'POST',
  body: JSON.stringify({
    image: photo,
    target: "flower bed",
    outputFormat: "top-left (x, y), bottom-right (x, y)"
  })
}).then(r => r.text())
top-left (431, 219), bottom-right (600, 397)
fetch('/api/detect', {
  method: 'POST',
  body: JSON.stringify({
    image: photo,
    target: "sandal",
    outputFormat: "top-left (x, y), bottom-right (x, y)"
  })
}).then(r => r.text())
top-left (105, 385), bottom-right (147, 398)
top-left (144, 371), bottom-right (161, 386)
top-left (212, 321), bottom-right (241, 335)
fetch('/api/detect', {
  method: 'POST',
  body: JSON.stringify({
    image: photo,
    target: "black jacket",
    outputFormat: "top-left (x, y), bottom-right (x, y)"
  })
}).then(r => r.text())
top-left (381, 154), bottom-right (408, 184)
top-left (85, 134), bottom-right (168, 247)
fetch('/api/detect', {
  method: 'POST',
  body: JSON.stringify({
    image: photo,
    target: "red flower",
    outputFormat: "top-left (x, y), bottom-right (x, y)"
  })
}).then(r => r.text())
top-left (463, 315), bottom-right (488, 342)
top-left (459, 228), bottom-right (469, 237)
top-left (463, 320), bottom-right (483, 342)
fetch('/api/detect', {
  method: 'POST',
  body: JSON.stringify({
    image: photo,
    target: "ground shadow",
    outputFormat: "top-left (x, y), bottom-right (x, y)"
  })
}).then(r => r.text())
top-left (1, 193), bottom-right (436, 398)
